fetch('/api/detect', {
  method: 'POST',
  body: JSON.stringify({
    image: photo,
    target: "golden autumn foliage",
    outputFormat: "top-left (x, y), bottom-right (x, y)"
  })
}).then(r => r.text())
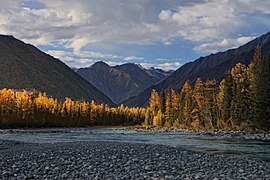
top-left (144, 49), bottom-right (270, 131)
top-left (0, 89), bottom-right (145, 128)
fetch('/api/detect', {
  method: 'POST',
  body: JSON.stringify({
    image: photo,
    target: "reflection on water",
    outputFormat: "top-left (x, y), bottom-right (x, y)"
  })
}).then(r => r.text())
top-left (0, 128), bottom-right (269, 162)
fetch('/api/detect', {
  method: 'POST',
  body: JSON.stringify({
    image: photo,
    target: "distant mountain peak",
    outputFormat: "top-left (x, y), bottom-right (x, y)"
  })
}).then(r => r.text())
top-left (136, 63), bottom-right (145, 70)
top-left (91, 61), bottom-right (109, 68)
top-left (76, 62), bottom-right (172, 104)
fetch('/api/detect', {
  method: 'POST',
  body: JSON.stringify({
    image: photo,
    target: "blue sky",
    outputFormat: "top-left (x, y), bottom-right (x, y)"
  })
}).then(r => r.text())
top-left (0, 0), bottom-right (270, 70)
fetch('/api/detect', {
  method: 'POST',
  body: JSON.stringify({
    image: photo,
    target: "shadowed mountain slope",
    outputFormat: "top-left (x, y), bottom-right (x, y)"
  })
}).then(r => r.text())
top-left (0, 35), bottom-right (115, 106)
top-left (123, 31), bottom-right (270, 107)
top-left (76, 62), bottom-right (171, 104)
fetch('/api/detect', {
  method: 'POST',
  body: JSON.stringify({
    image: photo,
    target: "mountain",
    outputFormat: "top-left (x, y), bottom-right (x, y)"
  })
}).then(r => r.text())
top-left (146, 67), bottom-right (173, 80)
top-left (76, 62), bottom-right (171, 104)
top-left (123, 31), bottom-right (270, 107)
top-left (0, 35), bottom-right (115, 106)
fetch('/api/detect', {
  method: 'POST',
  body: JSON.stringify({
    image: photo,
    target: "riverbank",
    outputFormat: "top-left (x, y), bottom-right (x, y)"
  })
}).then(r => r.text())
top-left (0, 140), bottom-right (269, 179)
top-left (130, 126), bottom-right (270, 140)
top-left (1, 126), bottom-right (270, 140)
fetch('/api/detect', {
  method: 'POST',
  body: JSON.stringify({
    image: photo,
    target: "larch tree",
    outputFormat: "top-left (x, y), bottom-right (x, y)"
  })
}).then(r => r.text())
top-left (160, 90), bottom-right (166, 114)
top-left (149, 89), bottom-right (161, 116)
top-left (181, 80), bottom-right (193, 127)
top-left (193, 78), bottom-right (205, 127)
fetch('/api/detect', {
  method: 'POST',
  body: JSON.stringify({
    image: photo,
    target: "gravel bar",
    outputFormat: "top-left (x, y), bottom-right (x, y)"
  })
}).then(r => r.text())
top-left (0, 140), bottom-right (269, 179)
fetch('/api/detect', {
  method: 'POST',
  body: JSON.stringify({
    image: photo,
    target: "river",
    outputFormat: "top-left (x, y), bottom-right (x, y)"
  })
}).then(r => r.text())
top-left (0, 127), bottom-right (269, 162)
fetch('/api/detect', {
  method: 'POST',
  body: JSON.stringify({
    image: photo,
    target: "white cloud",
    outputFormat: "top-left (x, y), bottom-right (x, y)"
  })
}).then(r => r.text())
top-left (47, 49), bottom-right (180, 70)
top-left (159, 1), bottom-right (238, 41)
top-left (61, 56), bottom-right (96, 68)
top-left (123, 56), bottom-right (144, 61)
top-left (2, 0), bottom-right (268, 47)
top-left (47, 49), bottom-right (145, 67)
top-left (159, 10), bottom-right (172, 21)
top-left (105, 61), bottom-right (127, 67)
top-left (236, 36), bottom-right (256, 45)
top-left (193, 36), bottom-right (257, 53)
top-left (48, 50), bottom-right (122, 60)
top-left (68, 38), bottom-right (89, 51)
top-left (0, 0), bottom-right (269, 68)
top-left (140, 62), bottom-right (181, 71)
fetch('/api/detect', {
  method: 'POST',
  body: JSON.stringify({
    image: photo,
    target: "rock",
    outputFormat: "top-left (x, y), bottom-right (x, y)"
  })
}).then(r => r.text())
top-left (144, 165), bottom-right (151, 171)
top-left (0, 140), bottom-right (269, 179)
top-left (165, 175), bottom-right (174, 179)
top-left (195, 172), bottom-right (203, 179)
top-left (61, 173), bottom-right (68, 178)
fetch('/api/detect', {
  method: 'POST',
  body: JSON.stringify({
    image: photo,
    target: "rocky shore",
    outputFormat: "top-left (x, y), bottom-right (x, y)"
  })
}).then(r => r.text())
top-left (0, 140), bottom-right (269, 179)
top-left (131, 126), bottom-right (270, 141)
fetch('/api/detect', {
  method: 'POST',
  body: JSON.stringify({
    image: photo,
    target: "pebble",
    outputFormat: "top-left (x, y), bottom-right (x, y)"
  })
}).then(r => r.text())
top-left (0, 140), bottom-right (269, 179)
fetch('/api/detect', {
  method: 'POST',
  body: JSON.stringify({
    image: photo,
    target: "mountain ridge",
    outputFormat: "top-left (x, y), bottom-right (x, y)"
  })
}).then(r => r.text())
top-left (0, 35), bottom-right (115, 106)
top-left (122, 31), bottom-right (270, 107)
top-left (76, 61), bottom-right (172, 104)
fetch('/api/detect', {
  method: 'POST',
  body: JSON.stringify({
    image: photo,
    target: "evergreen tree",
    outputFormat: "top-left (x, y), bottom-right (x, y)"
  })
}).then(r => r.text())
top-left (222, 72), bottom-right (234, 123)
top-left (247, 45), bottom-right (264, 126)
top-left (254, 55), bottom-right (270, 129)
top-left (204, 80), bottom-right (217, 129)
top-left (261, 55), bottom-right (270, 129)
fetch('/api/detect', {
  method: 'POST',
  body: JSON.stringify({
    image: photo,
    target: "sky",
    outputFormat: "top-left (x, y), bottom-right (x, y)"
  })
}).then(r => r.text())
top-left (0, 0), bottom-right (270, 70)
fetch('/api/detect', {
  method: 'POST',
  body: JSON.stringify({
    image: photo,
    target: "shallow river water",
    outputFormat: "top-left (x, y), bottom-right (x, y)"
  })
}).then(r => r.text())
top-left (0, 128), bottom-right (269, 162)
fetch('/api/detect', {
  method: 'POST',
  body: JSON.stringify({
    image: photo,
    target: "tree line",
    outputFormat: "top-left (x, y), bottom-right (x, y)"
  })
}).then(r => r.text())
top-left (0, 46), bottom-right (269, 131)
top-left (0, 90), bottom-right (145, 128)
top-left (145, 46), bottom-right (270, 131)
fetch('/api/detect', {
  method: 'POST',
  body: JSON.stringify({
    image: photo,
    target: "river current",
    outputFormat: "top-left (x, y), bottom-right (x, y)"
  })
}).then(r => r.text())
top-left (0, 128), bottom-right (269, 162)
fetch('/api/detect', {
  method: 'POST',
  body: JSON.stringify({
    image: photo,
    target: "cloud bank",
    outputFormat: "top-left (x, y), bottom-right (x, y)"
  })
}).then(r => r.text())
top-left (0, 0), bottom-right (269, 69)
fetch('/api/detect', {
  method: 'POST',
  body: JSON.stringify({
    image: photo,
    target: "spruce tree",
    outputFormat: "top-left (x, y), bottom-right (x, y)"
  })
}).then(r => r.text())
top-left (259, 55), bottom-right (270, 129)
top-left (248, 45), bottom-right (264, 127)
top-left (222, 72), bottom-right (234, 122)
